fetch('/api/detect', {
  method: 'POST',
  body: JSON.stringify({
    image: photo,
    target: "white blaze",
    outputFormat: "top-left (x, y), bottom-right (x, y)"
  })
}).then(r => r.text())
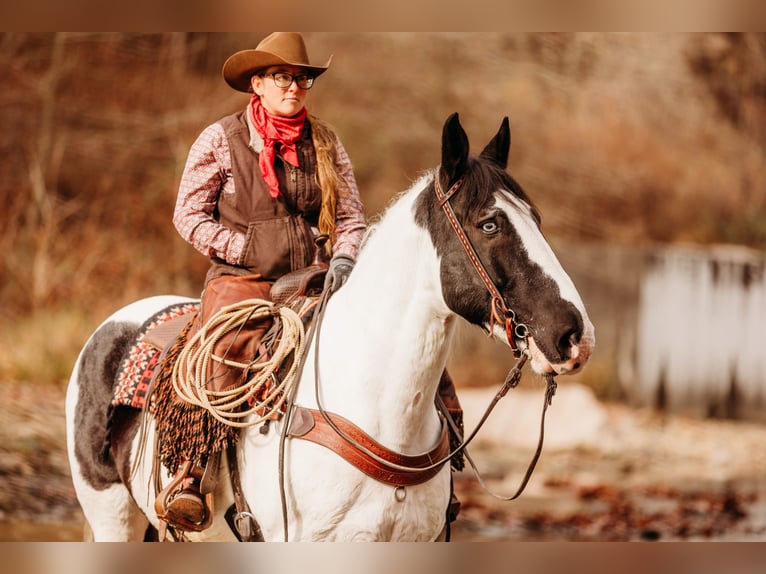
top-left (495, 190), bottom-right (595, 372)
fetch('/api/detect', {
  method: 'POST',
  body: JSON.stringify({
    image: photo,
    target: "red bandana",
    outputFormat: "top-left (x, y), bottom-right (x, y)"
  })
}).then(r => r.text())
top-left (248, 95), bottom-right (308, 198)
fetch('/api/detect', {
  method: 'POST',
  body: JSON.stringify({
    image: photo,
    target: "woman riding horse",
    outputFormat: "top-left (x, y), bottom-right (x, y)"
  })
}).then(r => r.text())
top-left (66, 111), bottom-right (594, 541)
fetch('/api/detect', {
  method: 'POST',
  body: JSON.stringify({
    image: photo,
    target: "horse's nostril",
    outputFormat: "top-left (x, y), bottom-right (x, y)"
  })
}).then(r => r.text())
top-left (573, 362), bottom-right (581, 370)
top-left (569, 330), bottom-right (581, 346)
top-left (558, 328), bottom-right (580, 356)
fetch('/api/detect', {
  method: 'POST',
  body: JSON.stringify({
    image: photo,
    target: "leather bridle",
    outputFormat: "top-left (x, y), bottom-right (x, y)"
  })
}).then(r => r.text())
top-left (431, 173), bottom-right (557, 503)
top-left (433, 174), bottom-right (530, 357)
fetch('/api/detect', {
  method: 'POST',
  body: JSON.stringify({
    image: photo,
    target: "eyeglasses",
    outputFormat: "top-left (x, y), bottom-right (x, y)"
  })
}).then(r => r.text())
top-left (264, 72), bottom-right (315, 90)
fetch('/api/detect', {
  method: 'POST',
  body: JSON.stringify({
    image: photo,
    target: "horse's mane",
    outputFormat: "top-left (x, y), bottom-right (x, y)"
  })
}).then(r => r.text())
top-left (358, 171), bottom-right (435, 250)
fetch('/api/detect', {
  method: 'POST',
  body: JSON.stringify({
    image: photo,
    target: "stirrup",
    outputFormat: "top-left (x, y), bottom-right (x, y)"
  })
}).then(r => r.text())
top-left (155, 461), bottom-right (214, 534)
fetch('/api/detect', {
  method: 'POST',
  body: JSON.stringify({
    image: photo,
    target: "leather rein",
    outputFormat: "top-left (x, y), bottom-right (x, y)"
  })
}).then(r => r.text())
top-left (429, 174), bottom-right (558, 502)
top-left (277, 174), bottom-right (558, 539)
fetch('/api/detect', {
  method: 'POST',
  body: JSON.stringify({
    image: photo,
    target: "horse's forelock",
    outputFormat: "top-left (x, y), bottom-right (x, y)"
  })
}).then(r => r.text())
top-left (459, 157), bottom-right (541, 226)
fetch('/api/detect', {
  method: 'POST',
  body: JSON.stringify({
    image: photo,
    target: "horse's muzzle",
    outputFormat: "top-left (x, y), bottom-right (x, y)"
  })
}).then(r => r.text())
top-left (527, 321), bottom-right (595, 376)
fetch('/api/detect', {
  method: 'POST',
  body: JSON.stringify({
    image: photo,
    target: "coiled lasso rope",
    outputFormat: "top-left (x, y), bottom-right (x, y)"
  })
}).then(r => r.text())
top-left (171, 299), bottom-right (306, 428)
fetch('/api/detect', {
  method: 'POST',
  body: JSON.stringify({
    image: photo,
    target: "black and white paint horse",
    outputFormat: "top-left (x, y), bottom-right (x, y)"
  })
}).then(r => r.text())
top-left (66, 113), bottom-right (594, 541)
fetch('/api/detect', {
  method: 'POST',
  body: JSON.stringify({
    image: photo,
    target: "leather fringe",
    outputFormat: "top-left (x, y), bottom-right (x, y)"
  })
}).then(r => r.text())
top-left (152, 313), bottom-right (240, 473)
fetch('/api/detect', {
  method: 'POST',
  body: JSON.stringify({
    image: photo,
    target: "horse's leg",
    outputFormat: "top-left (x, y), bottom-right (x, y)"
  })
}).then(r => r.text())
top-left (67, 469), bottom-right (148, 541)
top-left (65, 320), bottom-right (148, 542)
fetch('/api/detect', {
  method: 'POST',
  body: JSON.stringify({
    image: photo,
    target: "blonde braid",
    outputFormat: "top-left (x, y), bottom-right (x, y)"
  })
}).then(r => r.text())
top-left (308, 115), bottom-right (342, 251)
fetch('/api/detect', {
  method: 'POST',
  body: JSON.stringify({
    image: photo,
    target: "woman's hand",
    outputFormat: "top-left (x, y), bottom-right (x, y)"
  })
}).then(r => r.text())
top-left (324, 254), bottom-right (355, 294)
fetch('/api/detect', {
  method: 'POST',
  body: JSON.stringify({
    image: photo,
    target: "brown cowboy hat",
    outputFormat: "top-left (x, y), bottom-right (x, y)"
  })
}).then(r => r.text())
top-left (222, 32), bottom-right (333, 93)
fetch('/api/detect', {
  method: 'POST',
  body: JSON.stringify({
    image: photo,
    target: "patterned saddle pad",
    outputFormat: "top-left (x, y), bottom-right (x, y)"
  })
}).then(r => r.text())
top-left (112, 302), bottom-right (199, 410)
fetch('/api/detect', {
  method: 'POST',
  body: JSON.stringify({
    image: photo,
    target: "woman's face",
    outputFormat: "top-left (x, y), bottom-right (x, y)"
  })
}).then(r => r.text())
top-left (251, 65), bottom-right (312, 118)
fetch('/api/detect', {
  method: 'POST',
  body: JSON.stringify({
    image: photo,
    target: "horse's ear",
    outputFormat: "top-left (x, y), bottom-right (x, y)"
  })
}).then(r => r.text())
top-left (479, 117), bottom-right (511, 169)
top-left (440, 112), bottom-right (469, 185)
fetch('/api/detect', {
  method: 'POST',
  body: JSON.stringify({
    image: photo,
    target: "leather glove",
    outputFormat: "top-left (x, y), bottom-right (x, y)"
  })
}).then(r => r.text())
top-left (324, 254), bottom-right (355, 294)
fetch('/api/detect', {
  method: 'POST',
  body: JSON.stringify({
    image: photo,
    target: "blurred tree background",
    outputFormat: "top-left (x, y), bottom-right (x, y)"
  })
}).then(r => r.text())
top-left (1, 32), bottom-right (765, 385)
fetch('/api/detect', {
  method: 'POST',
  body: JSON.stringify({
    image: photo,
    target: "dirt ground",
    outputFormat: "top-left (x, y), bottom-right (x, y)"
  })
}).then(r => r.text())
top-left (1, 379), bottom-right (765, 542)
top-left (0, 381), bottom-right (82, 541)
top-left (452, 383), bottom-right (766, 541)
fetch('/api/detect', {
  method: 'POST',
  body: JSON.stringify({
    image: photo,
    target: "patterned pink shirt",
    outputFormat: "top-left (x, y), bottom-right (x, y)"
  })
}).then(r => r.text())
top-left (173, 118), bottom-right (367, 264)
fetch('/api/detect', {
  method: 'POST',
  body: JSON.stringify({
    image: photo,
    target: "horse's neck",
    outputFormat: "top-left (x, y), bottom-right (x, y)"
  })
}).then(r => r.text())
top-left (300, 188), bottom-right (454, 451)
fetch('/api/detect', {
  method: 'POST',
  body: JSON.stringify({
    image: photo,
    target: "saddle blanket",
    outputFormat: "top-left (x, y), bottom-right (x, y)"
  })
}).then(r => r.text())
top-left (112, 302), bottom-right (199, 410)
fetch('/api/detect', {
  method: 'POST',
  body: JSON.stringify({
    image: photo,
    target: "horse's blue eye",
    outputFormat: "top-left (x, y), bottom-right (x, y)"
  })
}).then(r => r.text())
top-left (481, 220), bottom-right (499, 234)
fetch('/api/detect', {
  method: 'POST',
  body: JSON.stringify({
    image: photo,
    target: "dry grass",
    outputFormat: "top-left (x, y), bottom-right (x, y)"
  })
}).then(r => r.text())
top-left (0, 308), bottom-right (97, 385)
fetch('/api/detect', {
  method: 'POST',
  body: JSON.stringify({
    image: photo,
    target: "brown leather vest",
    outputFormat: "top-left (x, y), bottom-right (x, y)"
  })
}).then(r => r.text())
top-left (206, 111), bottom-right (322, 284)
